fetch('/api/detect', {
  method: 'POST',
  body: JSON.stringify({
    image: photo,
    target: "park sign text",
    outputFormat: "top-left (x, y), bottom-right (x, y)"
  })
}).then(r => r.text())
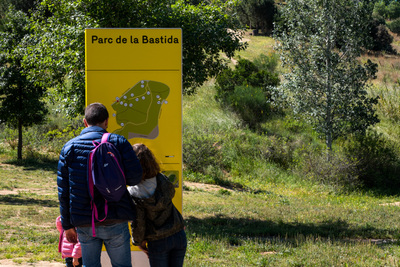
top-left (91, 34), bottom-right (180, 44)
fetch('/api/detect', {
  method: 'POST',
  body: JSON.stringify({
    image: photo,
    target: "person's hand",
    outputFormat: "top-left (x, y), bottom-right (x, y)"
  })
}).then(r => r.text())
top-left (65, 228), bottom-right (78, 244)
top-left (139, 240), bottom-right (148, 256)
top-left (73, 257), bottom-right (80, 267)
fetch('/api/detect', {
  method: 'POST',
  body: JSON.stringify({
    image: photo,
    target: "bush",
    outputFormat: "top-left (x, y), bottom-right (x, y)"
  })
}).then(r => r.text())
top-left (388, 18), bottom-right (400, 35)
top-left (182, 129), bottom-right (225, 175)
top-left (215, 55), bottom-right (280, 127)
top-left (226, 85), bottom-right (271, 128)
top-left (252, 52), bottom-right (279, 73)
top-left (369, 20), bottom-right (395, 53)
top-left (294, 146), bottom-right (360, 191)
top-left (343, 131), bottom-right (400, 191)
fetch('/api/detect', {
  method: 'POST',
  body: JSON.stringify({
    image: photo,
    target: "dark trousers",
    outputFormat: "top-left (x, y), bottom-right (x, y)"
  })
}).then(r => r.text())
top-left (147, 230), bottom-right (187, 267)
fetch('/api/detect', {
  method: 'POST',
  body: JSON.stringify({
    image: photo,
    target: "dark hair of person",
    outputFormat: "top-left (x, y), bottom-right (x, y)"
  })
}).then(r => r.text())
top-left (85, 103), bottom-right (109, 126)
top-left (132, 143), bottom-right (161, 180)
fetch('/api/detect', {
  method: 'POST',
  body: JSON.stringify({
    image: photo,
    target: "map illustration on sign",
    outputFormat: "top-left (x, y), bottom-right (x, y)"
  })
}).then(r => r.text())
top-left (111, 80), bottom-right (170, 140)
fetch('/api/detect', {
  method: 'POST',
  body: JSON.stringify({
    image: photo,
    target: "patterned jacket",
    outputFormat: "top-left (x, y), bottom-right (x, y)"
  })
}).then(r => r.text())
top-left (130, 173), bottom-right (184, 244)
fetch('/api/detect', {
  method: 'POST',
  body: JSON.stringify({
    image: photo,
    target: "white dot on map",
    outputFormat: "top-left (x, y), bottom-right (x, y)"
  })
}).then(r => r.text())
top-left (116, 97), bottom-right (120, 101)
top-left (156, 95), bottom-right (160, 98)
top-left (141, 80), bottom-right (144, 83)
top-left (123, 96), bottom-right (127, 99)
top-left (157, 101), bottom-right (161, 104)
top-left (147, 91), bottom-right (150, 95)
top-left (164, 100), bottom-right (168, 104)
top-left (141, 85), bottom-right (144, 88)
top-left (120, 101), bottom-right (123, 105)
top-left (142, 96), bottom-right (145, 100)
top-left (129, 103), bottom-right (133, 107)
top-left (124, 103), bottom-right (127, 106)
top-left (121, 123), bottom-right (124, 126)
top-left (131, 93), bottom-right (134, 97)
top-left (112, 113), bottom-right (116, 117)
top-left (135, 98), bottom-right (139, 101)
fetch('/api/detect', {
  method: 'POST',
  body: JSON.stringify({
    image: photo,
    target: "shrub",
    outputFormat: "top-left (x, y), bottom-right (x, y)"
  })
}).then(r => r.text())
top-left (343, 131), bottom-right (400, 191)
top-left (182, 129), bottom-right (224, 174)
top-left (253, 52), bottom-right (279, 73)
top-left (226, 85), bottom-right (271, 129)
top-left (388, 18), bottom-right (400, 34)
top-left (369, 18), bottom-right (395, 53)
top-left (294, 146), bottom-right (360, 191)
top-left (215, 55), bottom-right (280, 127)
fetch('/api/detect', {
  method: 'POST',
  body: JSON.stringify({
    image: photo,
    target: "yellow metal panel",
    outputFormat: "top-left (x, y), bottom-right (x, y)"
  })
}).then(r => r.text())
top-left (85, 29), bottom-right (182, 252)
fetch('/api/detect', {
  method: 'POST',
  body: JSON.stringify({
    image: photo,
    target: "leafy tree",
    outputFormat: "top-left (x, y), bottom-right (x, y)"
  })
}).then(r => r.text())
top-left (388, 17), bottom-right (400, 34)
top-left (235, 0), bottom-right (277, 35)
top-left (275, 0), bottom-right (380, 154)
top-left (0, 6), bottom-right (48, 159)
top-left (368, 17), bottom-right (395, 53)
top-left (386, 1), bottom-right (400, 19)
top-left (373, 0), bottom-right (388, 18)
top-left (25, 0), bottom-right (246, 116)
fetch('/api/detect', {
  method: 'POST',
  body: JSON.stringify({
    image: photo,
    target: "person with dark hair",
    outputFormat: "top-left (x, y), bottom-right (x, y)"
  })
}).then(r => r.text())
top-left (57, 102), bottom-right (143, 267)
top-left (128, 143), bottom-right (187, 267)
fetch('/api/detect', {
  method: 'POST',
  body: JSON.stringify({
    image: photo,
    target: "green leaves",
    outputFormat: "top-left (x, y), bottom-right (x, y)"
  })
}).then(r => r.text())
top-left (275, 0), bottom-right (379, 151)
top-left (0, 6), bottom-right (48, 159)
top-left (22, 0), bottom-right (246, 116)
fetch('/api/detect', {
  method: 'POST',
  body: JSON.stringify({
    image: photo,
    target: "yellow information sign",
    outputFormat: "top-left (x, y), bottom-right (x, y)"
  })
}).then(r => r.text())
top-left (85, 28), bottom-right (182, 213)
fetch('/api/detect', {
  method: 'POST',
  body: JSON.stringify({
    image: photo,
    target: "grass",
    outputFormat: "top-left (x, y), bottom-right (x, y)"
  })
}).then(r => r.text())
top-left (1, 149), bottom-right (400, 266)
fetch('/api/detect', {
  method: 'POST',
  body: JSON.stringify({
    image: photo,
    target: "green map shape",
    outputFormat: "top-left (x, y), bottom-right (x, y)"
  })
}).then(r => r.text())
top-left (111, 80), bottom-right (170, 139)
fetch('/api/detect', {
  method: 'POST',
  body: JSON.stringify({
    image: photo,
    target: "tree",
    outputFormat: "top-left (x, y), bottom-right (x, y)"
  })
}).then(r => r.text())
top-left (235, 0), bottom-right (277, 35)
top-left (0, 6), bottom-right (48, 159)
top-left (373, 0), bottom-right (388, 18)
top-left (275, 0), bottom-right (380, 155)
top-left (24, 0), bottom-right (246, 116)
top-left (386, 1), bottom-right (400, 19)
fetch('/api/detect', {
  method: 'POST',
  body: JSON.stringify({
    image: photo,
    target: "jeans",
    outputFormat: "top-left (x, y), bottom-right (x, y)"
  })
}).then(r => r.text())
top-left (77, 222), bottom-right (132, 267)
top-left (147, 230), bottom-right (187, 267)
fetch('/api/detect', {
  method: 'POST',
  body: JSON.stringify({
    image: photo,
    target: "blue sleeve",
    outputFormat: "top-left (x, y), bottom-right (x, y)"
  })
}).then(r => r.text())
top-left (57, 145), bottom-right (74, 230)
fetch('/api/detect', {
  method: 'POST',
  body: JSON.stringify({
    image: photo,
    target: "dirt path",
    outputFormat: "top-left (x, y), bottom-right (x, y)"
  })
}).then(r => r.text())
top-left (0, 260), bottom-right (64, 266)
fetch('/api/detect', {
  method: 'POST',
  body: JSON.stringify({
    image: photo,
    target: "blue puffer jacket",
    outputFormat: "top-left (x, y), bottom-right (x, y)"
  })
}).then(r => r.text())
top-left (57, 126), bottom-right (143, 230)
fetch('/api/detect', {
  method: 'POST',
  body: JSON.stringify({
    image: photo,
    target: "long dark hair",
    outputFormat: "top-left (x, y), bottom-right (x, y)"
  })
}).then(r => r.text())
top-left (132, 143), bottom-right (161, 180)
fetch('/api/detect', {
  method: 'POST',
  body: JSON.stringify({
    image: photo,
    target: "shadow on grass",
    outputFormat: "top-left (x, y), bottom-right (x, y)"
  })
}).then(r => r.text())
top-left (0, 194), bottom-right (58, 207)
top-left (186, 215), bottom-right (399, 243)
top-left (5, 156), bottom-right (58, 173)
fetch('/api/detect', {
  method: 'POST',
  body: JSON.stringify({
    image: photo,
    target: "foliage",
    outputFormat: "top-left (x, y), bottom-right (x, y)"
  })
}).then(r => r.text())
top-left (368, 17), bottom-right (395, 53)
top-left (386, 0), bottom-right (400, 19)
top-left (388, 17), bottom-right (400, 34)
top-left (294, 146), bottom-right (360, 191)
top-left (369, 84), bottom-right (400, 122)
top-left (275, 0), bottom-right (380, 152)
top-left (24, 0), bottom-right (246, 116)
top-left (0, 6), bottom-right (48, 159)
top-left (235, 0), bottom-right (277, 35)
top-left (343, 131), bottom-right (400, 191)
top-left (215, 56), bottom-right (280, 128)
top-left (24, 0), bottom-right (96, 117)
top-left (373, 1), bottom-right (388, 18)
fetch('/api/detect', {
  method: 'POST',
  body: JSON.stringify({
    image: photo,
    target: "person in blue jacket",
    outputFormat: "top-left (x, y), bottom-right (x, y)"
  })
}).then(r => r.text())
top-left (57, 102), bottom-right (143, 267)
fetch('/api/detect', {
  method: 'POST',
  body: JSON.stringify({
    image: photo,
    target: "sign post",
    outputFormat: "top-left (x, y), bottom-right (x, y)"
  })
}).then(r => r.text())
top-left (85, 28), bottom-right (182, 266)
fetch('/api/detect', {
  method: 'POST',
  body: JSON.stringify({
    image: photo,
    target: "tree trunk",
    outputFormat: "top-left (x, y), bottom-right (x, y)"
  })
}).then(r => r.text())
top-left (17, 118), bottom-right (22, 160)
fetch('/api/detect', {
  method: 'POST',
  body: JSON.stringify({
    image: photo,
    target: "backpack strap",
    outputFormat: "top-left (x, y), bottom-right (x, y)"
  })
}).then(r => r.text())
top-left (87, 132), bottom-right (110, 237)
top-left (101, 132), bottom-right (111, 143)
